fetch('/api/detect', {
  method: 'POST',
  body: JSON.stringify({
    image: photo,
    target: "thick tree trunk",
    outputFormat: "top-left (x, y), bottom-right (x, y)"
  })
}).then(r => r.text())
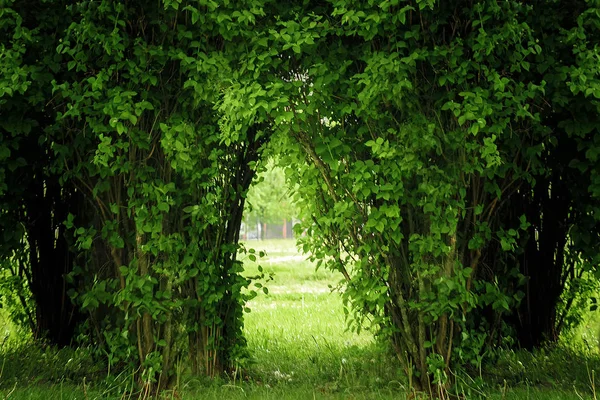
top-left (25, 176), bottom-right (83, 347)
top-left (513, 173), bottom-right (570, 349)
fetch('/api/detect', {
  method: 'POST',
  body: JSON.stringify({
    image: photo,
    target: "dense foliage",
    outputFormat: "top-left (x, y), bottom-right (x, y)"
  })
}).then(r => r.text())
top-left (0, 0), bottom-right (83, 346)
top-left (2, 0), bottom-right (600, 396)
top-left (0, 0), bottom-right (284, 389)
top-left (277, 0), bottom-right (600, 394)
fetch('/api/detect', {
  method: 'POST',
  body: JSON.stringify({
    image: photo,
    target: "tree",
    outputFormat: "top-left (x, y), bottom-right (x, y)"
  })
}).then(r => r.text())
top-left (48, 0), bottom-right (275, 386)
top-left (1, 0), bottom-right (318, 390)
top-left (276, 0), bottom-right (600, 394)
top-left (0, 0), bottom-right (84, 346)
top-left (244, 160), bottom-right (298, 238)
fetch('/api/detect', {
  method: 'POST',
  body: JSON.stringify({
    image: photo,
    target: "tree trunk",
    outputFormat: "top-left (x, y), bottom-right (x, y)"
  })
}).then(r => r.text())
top-left (513, 173), bottom-right (570, 349)
top-left (25, 175), bottom-right (83, 347)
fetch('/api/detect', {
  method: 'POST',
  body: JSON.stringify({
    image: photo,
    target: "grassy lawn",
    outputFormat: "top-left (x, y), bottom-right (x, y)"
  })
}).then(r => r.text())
top-left (1, 239), bottom-right (600, 399)
top-left (235, 240), bottom-right (401, 398)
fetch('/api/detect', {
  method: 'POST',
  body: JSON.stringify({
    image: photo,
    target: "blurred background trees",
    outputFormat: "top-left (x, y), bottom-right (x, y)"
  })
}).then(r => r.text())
top-left (242, 159), bottom-right (298, 240)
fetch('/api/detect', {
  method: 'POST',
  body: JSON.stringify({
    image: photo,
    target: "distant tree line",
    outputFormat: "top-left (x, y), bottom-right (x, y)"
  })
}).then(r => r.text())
top-left (242, 159), bottom-right (298, 240)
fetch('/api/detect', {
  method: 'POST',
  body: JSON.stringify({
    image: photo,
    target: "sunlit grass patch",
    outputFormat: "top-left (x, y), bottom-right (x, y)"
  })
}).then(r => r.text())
top-left (179, 380), bottom-right (407, 400)
top-left (241, 239), bottom-right (340, 296)
top-left (240, 240), bottom-right (402, 393)
top-left (241, 239), bottom-right (300, 256)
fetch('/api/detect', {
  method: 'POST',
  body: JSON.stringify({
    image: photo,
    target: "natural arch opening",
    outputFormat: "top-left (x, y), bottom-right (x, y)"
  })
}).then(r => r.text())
top-left (238, 158), bottom-right (394, 389)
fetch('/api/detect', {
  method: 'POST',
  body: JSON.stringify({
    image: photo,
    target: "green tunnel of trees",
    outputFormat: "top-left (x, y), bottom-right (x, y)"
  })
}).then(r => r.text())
top-left (2, 0), bottom-right (600, 395)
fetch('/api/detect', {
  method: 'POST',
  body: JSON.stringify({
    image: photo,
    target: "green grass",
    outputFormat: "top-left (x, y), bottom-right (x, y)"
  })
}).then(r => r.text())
top-left (2, 239), bottom-right (600, 399)
top-left (234, 239), bottom-right (402, 398)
